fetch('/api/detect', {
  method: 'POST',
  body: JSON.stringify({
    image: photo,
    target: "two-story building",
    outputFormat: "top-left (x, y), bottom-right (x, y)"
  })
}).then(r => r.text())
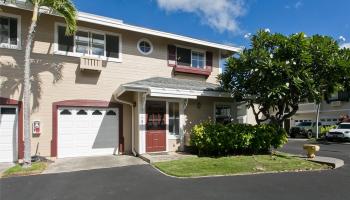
top-left (290, 91), bottom-right (350, 127)
top-left (0, 2), bottom-right (242, 162)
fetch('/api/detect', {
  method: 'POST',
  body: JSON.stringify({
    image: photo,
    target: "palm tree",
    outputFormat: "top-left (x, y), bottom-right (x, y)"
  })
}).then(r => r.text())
top-left (2, 0), bottom-right (77, 167)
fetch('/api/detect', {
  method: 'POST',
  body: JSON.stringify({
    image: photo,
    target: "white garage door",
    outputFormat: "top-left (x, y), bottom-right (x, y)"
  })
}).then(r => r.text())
top-left (58, 107), bottom-right (119, 158)
top-left (0, 106), bottom-right (17, 162)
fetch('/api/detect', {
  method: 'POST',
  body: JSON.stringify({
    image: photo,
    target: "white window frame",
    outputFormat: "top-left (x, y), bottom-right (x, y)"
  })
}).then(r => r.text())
top-left (175, 44), bottom-right (206, 69)
top-left (191, 50), bottom-right (205, 69)
top-left (168, 101), bottom-right (180, 137)
top-left (213, 102), bottom-right (234, 123)
top-left (0, 12), bottom-right (21, 50)
top-left (137, 38), bottom-right (153, 55)
top-left (54, 22), bottom-right (122, 62)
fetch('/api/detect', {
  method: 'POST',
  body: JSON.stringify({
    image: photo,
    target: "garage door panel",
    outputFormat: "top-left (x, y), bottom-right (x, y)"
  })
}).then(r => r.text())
top-left (58, 107), bottom-right (119, 158)
top-left (0, 121), bottom-right (16, 129)
top-left (0, 106), bottom-right (17, 162)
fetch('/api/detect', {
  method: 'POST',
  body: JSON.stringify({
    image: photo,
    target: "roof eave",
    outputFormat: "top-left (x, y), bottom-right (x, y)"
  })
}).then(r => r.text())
top-left (115, 84), bottom-right (232, 99)
top-left (1, 1), bottom-right (241, 52)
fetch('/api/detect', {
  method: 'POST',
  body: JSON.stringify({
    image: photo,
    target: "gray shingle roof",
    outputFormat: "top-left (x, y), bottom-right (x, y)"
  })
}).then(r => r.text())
top-left (125, 77), bottom-right (221, 91)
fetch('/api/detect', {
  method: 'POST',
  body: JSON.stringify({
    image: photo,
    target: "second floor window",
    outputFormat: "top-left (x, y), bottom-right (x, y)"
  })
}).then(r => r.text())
top-left (176, 47), bottom-right (205, 68)
top-left (192, 51), bottom-right (204, 68)
top-left (75, 31), bottom-right (105, 56)
top-left (56, 25), bottom-right (120, 61)
top-left (0, 15), bottom-right (20, 49)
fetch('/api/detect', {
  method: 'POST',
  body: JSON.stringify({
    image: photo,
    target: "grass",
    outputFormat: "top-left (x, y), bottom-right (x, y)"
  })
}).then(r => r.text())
top-left (1, 162), bottom-right (48, 178)
top-left (153, 153), bottom-right (330, 177)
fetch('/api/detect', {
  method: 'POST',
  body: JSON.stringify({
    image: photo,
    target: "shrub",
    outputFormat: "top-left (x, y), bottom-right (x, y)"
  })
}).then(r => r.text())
top-left (190, 121), bottom-right (288, 156)
top-left (320, 125), bottom-right (337, 137)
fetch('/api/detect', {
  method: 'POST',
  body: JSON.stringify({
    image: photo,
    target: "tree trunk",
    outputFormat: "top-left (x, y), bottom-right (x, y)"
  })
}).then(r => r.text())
top-left (315, 102), bottom-right (321, 139)
top-left (269, 117), bottom-right (283, 128)
top-left (23, 3), bottom-right (39, 167)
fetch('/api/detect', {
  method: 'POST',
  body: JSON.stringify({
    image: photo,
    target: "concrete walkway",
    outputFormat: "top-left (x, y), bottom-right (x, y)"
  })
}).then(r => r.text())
top-left (43, 155), bottom-right (147, 174)
top-left (139, 152), bottom-right (196, 163)
top-left (0, 163), bottom-right (14, 176)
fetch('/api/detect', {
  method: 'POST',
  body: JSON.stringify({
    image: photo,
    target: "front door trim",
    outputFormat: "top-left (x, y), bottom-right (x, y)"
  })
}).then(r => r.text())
top-left (145, 100), bottom-right (166, 152)
top-left (145, 97), bottom-right (185, 153)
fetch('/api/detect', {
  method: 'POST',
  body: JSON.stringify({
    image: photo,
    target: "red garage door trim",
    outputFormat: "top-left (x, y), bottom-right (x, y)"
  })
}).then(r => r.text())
top-left (0, 97), bottom-right (24, 159)
top-left (51, 100), bottom-right (123, 157)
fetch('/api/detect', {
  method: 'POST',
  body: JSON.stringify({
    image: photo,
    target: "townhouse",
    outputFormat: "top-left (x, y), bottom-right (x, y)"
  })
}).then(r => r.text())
top-left (0, 2), bottom-right (249, 162)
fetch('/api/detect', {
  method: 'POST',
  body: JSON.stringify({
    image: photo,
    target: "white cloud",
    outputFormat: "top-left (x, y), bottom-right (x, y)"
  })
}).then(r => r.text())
top-left (244, 32), bottom-right (251, 39)
top-left (264, 28), bottom-right (271, 33)
top-left (285, 1), bottom-right (303, 9)
top-left (339, 36), bottom-right (346, 42)
top-left (294, 1), bottom-right (303, 9)
top-left (340, 43), bottom-right (350, 49)
top-left (156, 0), bottom-right (246, 33)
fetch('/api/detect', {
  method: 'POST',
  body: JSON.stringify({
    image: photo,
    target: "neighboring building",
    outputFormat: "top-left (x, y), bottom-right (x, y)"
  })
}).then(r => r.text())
top-left (290, 91), bottom-right (350, 127)
top-left (0, 2), bottom-right (241, 162)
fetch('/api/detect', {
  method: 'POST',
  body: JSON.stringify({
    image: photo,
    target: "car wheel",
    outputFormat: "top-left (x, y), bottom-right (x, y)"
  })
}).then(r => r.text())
top-left (290, 133), bottom-right (296, 138)
top-left (306, 130), bottom-right (313, 139)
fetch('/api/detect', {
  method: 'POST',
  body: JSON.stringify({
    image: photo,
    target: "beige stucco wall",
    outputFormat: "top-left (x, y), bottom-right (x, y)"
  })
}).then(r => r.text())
top-left (168, 139), bottom-right (181, 152)
top-left (0, 6), bottom-right (225, 157)
top-left (184, 96), bottom-right (235, 134)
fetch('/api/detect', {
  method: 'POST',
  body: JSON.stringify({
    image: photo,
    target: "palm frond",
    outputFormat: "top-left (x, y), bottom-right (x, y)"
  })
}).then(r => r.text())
top-left (40, 0), bottom-right (77, 35)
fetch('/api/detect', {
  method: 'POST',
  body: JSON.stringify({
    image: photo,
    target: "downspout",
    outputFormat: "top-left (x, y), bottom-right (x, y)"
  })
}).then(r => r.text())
top-left (113, 94), bottom-right (137, 156)
top-left (113, 89), bottom-right (150, 156)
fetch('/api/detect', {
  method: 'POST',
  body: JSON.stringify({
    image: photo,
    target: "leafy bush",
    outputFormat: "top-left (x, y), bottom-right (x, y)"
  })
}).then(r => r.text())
top-left (190, 121), bottom-right (287, 156)
top-left (320, 125), bottom-right (336, 137)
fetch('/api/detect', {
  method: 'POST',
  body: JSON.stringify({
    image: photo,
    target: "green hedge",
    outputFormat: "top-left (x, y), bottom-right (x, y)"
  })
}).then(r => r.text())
top-left (320, 125), bottom-right (336, 137)
top-left (190, 121), bottom-right (288, 156)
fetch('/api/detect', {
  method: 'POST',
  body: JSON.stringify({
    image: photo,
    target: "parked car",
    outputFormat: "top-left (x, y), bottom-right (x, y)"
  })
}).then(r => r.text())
top-left (289, 122), bottom-right (322, 138)
top-left (326, 123), bottom-right (350, 141)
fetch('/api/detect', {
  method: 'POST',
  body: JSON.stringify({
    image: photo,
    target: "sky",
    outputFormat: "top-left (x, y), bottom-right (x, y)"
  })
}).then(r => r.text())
top-left (73, 0), bottom-right (350, 48)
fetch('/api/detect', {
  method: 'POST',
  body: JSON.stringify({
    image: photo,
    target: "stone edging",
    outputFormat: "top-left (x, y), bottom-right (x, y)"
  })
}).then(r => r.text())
top-left (307, 156), bottom-right (344, 169)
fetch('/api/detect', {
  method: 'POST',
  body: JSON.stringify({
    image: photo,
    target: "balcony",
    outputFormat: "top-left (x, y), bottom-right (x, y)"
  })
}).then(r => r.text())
top-left (79, 56), bottom-right (103, 71)
top-left (297, 103), bottom-right (317, 113)
top-left (173, 65), bottom-right (212, 76)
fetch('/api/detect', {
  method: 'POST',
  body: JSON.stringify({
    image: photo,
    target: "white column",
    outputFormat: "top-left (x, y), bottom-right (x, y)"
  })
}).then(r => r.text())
top-left (137, 92), bottom-right (147, 154)
top-left (179, 99), bottom-right (187, 151)
top-left (165, 101), bottom-right (169, 152)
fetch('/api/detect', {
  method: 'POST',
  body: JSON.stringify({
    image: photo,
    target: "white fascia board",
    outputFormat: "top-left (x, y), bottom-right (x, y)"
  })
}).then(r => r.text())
top-left (200, 91), bottom-right (232, 98)
top-left (115, 84), bottom-right (232, 99)
top-left (114, 85), bottom-right (149, 97)
top-left (149, 87), bottom-right (232, 98)
top-left (1, 2), bottom-right (240, 52)
top-left (150, 92), bottom-right (197, 99)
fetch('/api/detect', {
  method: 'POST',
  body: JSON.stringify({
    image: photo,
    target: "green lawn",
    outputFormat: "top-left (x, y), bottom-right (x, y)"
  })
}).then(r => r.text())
top-left (154, 154), bottom-right (330, 177)
top-left (1, 162), bottom-right (48, 178)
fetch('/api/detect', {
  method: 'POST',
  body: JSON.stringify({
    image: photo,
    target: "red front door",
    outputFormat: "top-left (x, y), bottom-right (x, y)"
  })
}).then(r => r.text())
top-left (146, 101), bottom-right (166, 152)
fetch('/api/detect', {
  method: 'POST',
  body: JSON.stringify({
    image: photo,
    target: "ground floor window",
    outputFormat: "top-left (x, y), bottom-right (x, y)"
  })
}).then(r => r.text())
top-left (215, 103), bottom-right (233, 124)
top-left (169, 102), bottom-right (179, 136)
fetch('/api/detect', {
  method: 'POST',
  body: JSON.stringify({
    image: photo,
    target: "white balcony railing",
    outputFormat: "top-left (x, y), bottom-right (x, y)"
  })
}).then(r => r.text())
top-left (297, 103), bottom-right (317, 113)
top-left (80, 56), bottom-right (103, 71)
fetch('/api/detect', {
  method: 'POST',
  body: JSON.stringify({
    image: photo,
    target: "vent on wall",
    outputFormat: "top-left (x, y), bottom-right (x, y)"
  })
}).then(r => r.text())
top-left (80, 57), bottom-right (103, 71)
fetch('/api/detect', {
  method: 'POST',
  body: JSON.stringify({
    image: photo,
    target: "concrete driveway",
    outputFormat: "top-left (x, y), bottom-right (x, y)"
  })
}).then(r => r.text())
top-left (1, 141), bottom-right (349, 200)
top-left (43, 155), bottom-right (147, 174)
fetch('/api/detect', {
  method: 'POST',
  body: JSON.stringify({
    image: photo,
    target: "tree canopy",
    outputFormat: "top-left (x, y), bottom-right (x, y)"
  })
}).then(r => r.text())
top-left (219, 30), bottom-right (350, 126)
